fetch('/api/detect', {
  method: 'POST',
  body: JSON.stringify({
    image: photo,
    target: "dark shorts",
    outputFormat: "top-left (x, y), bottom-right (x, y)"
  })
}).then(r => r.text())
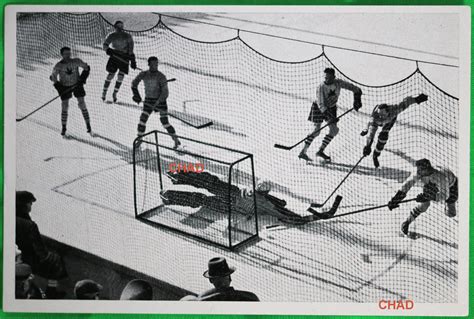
top-left (143, 98), bottom-right (168, 113)
top-left (106, 55), bottom-right (129, 75)
top-left (60, 84), bottom-right (86, 101)
top-left (308, 103), bottom-right (337, 123)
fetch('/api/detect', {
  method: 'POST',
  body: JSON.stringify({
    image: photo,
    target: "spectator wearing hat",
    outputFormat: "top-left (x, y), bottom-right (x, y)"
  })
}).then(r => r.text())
top-left (16, 191), bottom-right (67, 299)
top-left (74, 279), bottom-right (103, 300)
top-left (15, 262), bottom-right (45, 299)
top-left (120, 279), bottom-right (153, 300)
top-left (194, 257), bottom-right (259, 301)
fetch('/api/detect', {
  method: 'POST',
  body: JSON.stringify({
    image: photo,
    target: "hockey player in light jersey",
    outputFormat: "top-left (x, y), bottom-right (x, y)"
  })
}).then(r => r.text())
top-left (362, 93), bottom-right (428, 168)
top-left (299, 68), bottom-right (363, 162)
top-left (102, 21), bottom-right (136, 103)
top-left (388, 158), bottom-right (458, 236)
top-left (50, 47), bottom-right (91, 137)
top-left (132, 56), bottom-right (181, 149)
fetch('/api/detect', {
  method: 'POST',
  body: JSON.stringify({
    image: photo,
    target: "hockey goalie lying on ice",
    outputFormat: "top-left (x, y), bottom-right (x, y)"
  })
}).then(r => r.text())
top-left (160, 171), bottom-right (306, 225)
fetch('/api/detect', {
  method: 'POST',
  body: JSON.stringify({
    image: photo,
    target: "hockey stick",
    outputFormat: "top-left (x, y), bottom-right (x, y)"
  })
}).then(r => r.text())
top-left (310, 155), bottom-right (365, 208)
top-left (16, 84), bottom-right (79, 122)
top-left (267, 198), bottom-right (417, 229)
top-left (166, 113), bottom-right (213, 129)
top-left (325, 198), bottom-right (418, 220)
top-left (307, 195), bottom-right (343, 218)
top-left (274, 107), bottom-right (355, 150)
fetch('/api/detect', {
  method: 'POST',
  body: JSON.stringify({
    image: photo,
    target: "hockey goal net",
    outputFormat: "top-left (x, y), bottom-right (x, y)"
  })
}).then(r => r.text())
top-left (133, 130), bottom-right (259, 249)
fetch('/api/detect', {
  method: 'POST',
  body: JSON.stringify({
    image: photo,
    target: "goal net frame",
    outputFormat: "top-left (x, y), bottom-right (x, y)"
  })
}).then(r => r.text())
top-left (132, 130), bottom-right (259, 250)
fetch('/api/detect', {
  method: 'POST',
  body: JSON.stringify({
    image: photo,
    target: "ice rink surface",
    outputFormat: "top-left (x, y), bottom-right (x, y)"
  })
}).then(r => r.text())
top-left (15, 11), bottom-right (459, 302)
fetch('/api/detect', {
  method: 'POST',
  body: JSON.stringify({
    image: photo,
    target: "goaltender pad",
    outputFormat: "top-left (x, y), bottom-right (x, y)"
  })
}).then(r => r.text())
top-left (133, 130), bottom-right (259, 250)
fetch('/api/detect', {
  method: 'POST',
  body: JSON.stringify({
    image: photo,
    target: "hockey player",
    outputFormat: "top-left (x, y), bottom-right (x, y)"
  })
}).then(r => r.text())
top-left (299, 68), bottom-right (363, 162)
top-left (102, 21), bottom-right (136, 103)
top-left (388, 158), bottom-right (458, 236)
top-left (132, 56), bottom-right (181, 149)
top-left (161, 171), bottom-right (305, 223)
top-left (50, 47), bottom-right (91, 137)
top-left (362, 93), bottom-right (428, 168)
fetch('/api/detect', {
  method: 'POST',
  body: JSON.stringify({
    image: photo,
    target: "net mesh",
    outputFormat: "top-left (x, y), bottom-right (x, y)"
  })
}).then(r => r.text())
top-left (133, 131), bottom-right (258, 248)
top-left (16, 12), bottom-right (458, 302)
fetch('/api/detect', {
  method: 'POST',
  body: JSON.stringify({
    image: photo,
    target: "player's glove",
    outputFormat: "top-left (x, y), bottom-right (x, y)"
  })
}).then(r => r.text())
top-left (130, 54), bottom-right (137, 70)
top-left (132, 95), bottom-right (142, 104)
top-left (323, 109), bottom-right (339, 124)
top-left (132, 87), bottom-right (142, 104)
top-left (106, 48), bottom-right (114, 56)
top-left (445, 202), bottom-right (456, 217)
top-left (416, 182), bottom-right (439, 202)
top-left (360, 129), bottom-right (368, 136)
top-left (363, 145), bottom-right (371, 157)
top-left (353, 91), bottom-right (362, 111)
top-left (415, 93), bottom-right (428, 104)
top-left (388, 190), bottom-right (406, 210)
top-left (78, 69), bottom-right (90, 85)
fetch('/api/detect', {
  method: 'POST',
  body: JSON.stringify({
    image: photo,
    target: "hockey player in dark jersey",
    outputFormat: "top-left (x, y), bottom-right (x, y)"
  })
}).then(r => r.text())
top-left (50, 47), bottom-right (91, 137)
top-left (102, 21), bottom-right (136, 103)
top-left (299, 68), bottom-right (363, 162)
top-left (388, 159), bottom-right (458, 237)
top-left (131, 56), bottom-right (181, 149)
top-left (161, 171), bottom-right (305, 224)
top-left (361, 94), bottom-right (428, 168)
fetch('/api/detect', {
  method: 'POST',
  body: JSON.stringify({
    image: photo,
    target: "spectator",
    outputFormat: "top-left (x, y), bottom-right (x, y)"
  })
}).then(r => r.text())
top-left (74, 279), bottom-right (103, 300)
top-left (120, 279), bottom-right (153, 300)
top-left (194, 257), bottom-right (259, 301)
top-left (15, 263), bottom-right (46, 299)
top-left (15, 245), bottom-right (23, 264)
top-left (16, 191), bottom-right (67, 299)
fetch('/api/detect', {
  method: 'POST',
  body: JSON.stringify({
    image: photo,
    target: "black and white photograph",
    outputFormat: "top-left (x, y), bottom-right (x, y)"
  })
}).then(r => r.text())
top-left (4, 5), bottom-right (471, 315)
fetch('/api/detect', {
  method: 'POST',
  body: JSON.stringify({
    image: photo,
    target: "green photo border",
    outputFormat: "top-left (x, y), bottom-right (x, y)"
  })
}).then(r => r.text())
top-left (0, 1), bottom-right (471, 318)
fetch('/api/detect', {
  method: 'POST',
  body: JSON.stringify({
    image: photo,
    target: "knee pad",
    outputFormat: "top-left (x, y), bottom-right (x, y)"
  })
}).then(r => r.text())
top-left (329, 125), bottom-right (339, 137)
top-left (106, 73), bottom-right (115, 80)
top-left (117, 72), bottom-right (125, 81)
top-left (417, 201), bottom-right (431, 213)
top-left (77, 98), bottom-right (86, 110)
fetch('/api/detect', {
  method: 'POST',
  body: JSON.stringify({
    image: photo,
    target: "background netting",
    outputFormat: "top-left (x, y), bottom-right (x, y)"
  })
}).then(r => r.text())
top-left (16, 12), bottom-right (458, 302)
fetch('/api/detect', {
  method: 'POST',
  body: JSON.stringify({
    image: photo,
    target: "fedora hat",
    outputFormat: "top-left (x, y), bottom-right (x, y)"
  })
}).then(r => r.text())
top-left (203, 257), bottom-right (235, 278)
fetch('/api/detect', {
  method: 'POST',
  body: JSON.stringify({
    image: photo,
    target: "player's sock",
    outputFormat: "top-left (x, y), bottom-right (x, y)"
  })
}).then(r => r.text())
top-left (61, 109), bottom-right (68, 136)
top-left (319, 135), bottom-right (333, 152)
top-left (102, 80), bottom-right (111, 101)
top-left (408, 207), bottom-right (422, 222)
top-left (373, 151), bottom-right (380, 168)
top-left (80, 108), bottom-right (90, 129)
top-left (137, 110), bottom-right (151, 136)
top-left (112, 73), bottom-right (124, 103)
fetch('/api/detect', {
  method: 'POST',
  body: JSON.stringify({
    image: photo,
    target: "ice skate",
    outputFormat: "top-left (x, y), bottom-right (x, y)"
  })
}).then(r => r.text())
top-left (298, 151), bottom-right (313, 162)
top-left (86, 123), bottom-right (94, 137)
top-left (61, 125), bottom-right (67, 137)
top-left (400, 220), bottom-right (410, 236)
top-left (373, 154), bottom-right (380, 168)
top-left (112, 91), bottom-right (118, 103)
top-left (172, 137), bottom-right (182, 150)
top-left (316, 150), bottom-right (331, 162)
